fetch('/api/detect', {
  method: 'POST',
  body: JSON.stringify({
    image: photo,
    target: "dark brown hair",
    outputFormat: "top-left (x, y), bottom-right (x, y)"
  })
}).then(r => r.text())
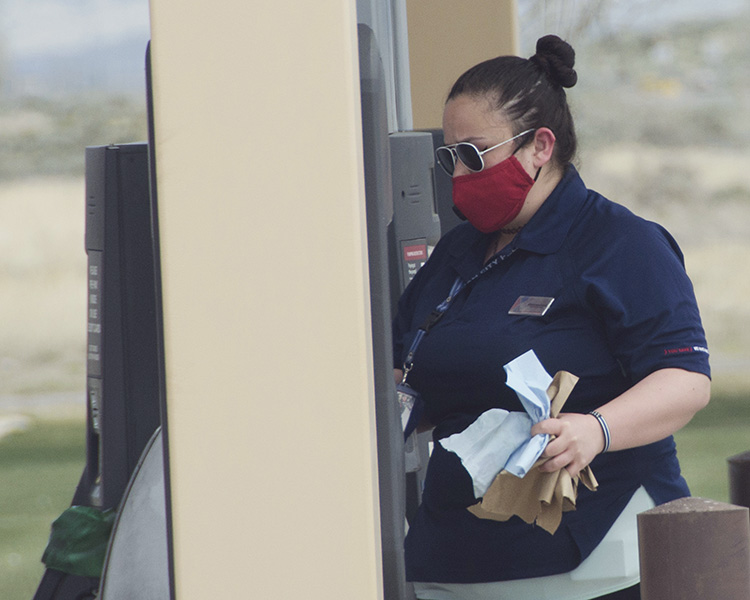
top-left (447, 35), bottom-right (578, 166)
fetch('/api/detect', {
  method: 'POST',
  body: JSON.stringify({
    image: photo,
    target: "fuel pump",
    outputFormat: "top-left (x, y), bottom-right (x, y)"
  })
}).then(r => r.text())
top-left (34, 143), bottom-right (162, 600)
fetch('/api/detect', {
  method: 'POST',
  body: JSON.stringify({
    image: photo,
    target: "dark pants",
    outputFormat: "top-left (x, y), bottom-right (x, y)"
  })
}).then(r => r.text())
top-left (595, 584), bottom-right (640, 600)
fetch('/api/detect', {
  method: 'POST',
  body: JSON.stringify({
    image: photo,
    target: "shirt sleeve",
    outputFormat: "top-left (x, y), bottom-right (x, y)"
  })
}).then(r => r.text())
top-left (577, 217), bottom-right (710, 383)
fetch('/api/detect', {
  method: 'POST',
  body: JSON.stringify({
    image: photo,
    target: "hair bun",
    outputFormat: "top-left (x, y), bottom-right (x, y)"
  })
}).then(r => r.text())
top-left (530, 35), bottom-right (577, 88)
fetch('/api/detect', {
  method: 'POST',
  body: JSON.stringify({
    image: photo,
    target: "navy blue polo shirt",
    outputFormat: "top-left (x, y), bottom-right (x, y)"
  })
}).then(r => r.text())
top-left (392, 166), bottom-right (710, 583)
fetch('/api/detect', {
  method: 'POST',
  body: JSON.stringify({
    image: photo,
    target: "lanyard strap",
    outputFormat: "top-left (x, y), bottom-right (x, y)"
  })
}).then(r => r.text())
top-left (401, 248), bottom-right (516, 382)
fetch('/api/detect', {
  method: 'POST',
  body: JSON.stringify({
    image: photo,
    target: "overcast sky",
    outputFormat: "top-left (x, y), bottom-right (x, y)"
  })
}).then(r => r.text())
top-left (2, 0), bottom-right (747, 58)
top-left (2, 0), bottom-right (150, 56)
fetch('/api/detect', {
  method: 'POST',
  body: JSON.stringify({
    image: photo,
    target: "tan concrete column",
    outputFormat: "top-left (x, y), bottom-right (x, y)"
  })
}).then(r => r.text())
top-left (148, 1), bottom-right (382, 598)
top-left (406, 0), bottom-right (519, 129)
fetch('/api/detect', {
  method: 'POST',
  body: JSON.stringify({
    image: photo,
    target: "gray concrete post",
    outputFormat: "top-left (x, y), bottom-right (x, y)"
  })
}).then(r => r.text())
top-left (638, 497), bottom-right (750, 599)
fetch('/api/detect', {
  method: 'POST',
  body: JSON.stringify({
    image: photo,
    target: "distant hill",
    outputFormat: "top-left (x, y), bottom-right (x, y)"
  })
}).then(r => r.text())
top-left (3, 35), bottom-right (150, 98)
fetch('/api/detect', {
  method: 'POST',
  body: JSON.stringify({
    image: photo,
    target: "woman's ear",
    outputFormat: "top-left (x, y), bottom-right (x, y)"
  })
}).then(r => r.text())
top-left (532, 127), bottom-right (556, 168)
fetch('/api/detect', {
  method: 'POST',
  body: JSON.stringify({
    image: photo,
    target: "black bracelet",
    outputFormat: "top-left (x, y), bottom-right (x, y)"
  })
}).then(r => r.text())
top-left (589, 410), bottom-right (611, 453)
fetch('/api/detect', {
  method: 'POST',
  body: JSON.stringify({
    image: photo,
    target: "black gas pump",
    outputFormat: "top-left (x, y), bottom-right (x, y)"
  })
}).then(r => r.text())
top-left (33, 142), bottom-right (162, 600)
top-left (82, 143), bottom-right (162, 511)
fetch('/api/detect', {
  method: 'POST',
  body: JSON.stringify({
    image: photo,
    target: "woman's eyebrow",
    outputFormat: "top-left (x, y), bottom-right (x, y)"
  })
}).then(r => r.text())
top-left (446, 135), bottom-right (490, 145)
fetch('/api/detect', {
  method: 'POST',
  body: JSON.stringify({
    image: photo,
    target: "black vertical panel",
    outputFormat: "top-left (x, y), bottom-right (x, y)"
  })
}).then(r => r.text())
top-left (35, 142), bottom-right (162, 600)
top-left (83, 143), bottom-right (161, 510)
top-left (358, 23), bottom-right (413, 600)
top-left (112, 145), bottom-right (161, 488)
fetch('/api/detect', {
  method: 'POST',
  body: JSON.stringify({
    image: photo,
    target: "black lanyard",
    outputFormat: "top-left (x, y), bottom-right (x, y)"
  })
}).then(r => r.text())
top-left (401, 247), bottom-right (516, 384)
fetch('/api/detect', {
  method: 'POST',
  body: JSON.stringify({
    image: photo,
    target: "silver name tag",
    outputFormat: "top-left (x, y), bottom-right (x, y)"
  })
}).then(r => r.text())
top-left (508, 296), bottom-right (555, 316)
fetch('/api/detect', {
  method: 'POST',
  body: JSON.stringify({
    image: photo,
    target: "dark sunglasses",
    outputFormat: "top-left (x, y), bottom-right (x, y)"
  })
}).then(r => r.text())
top-left (435, 128), bottom-right (535, 176)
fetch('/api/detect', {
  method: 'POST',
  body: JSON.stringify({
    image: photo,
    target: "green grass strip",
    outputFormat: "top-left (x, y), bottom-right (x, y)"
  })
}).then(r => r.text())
top-left (0, 419), bottom-right (85, 600)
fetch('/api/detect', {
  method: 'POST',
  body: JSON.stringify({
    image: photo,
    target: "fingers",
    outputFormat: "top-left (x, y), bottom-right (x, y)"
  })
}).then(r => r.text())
top-left (532, 415), bottom-right (600, 475)
top-left (530, 417), bottom-right (562, 438)
top-left (539, 445), bottom-right (587, 476)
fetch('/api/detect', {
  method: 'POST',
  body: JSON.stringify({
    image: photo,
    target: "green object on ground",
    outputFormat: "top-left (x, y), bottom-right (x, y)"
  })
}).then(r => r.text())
top-left (41, 505), bottom-right (116, 578)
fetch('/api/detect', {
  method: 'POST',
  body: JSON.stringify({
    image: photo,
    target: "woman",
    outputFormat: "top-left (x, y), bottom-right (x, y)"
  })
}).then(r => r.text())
top-left (392, 35), bottom-right (710, 600)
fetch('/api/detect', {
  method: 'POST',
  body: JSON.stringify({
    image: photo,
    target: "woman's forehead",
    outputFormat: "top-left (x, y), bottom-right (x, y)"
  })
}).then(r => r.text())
top-left (442, 94), bottom-right (510, 143)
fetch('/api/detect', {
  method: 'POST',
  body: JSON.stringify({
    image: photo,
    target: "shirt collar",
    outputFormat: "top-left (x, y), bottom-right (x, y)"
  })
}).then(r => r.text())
top-left (512, 165), bottom-right (588, 255)
top-left (445, 165), bottom-right (588, 276)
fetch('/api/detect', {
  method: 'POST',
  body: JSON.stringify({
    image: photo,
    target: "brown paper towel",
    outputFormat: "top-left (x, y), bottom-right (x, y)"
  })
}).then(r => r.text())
top-left (467, 371), bottom-right (598, 534)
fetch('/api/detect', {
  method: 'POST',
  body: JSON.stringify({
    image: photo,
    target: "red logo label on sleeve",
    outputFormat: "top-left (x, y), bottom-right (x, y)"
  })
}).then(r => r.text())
top-left (664, 346), bottom-right (709, 356)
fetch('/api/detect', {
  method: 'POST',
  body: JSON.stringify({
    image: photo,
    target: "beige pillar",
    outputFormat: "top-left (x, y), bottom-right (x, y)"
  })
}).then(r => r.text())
top-left (406, 0), bottom-right (519, 129)
top-left (148, 1), bottom-right (382, 598)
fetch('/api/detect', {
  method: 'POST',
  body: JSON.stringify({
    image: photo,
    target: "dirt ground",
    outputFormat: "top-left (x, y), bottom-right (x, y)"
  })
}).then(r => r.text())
top-left (0, 178), bottom-right (86, 397)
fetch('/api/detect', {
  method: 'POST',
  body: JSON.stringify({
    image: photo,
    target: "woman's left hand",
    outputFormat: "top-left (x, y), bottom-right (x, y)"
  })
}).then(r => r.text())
top-left (530, 413), bottom-right (604, 476)
top-left (529, 369), bottom-right (710, 477)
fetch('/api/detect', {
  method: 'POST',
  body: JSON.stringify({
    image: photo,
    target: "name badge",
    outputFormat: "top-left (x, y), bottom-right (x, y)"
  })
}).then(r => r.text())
top-left (508, 296), bottom-right (554, 316)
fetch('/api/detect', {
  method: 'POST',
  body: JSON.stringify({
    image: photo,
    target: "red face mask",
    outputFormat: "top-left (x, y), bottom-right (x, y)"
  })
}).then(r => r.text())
top-left (452, 155), bottom-right (535, 234)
